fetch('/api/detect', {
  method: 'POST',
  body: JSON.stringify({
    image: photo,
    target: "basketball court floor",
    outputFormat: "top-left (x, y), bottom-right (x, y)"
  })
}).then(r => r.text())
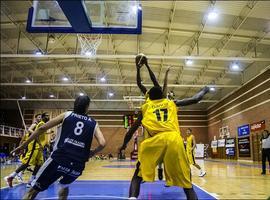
top-left (1, 0), bottom-right (270, 199)
top-left (1, 159), bottom-right (270, 199)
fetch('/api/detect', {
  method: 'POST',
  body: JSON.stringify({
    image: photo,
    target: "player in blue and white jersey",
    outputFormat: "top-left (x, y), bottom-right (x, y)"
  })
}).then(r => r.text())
top-left (11, 95), bottom-right (106, 200)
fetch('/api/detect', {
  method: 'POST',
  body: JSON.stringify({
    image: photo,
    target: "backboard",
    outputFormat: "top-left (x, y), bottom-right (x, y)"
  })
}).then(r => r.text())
top-left (27, 1), bottom-right (142, 34)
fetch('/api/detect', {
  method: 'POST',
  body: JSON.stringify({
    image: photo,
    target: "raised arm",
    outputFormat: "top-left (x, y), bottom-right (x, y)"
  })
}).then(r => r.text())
top-left (11, 113), bottom-right (65, 154)
top-left (162, 66), bottom-right (171, 98)
top-left (136, 66), bottom-right (147, 95)
top-left (145, 59), bottom-right (161, 88)
top-left (119, 113), bottom-right (142, 151)
top-left (175, 86), bottom-right (209, 107)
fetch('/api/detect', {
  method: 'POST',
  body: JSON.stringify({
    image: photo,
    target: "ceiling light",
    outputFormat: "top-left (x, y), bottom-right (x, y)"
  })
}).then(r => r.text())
top-left (35, 50), bottom-right (42, 56)
top-left (208, 11), bottom-right (218, 20)
top-left (185, 59), bottom-right (193, 66)
top-left (231, 63), bottom-right (240, 71)
top-left (21, 96), bottom-right (26, 100)
top-left (49, 94), bottom-right (55, 98)
top-left (209, 87), bottom-right (216, 92)
top-left (62, 77), bottom-right (69, 81)
top-left (79, 92), bottom-right (84, 96)
top-left (108, 92), bottom-right (114, 97)
top-left (100, 77), bottom-right (106, 82)
top-left (25, 79), bottom-right (31, 83)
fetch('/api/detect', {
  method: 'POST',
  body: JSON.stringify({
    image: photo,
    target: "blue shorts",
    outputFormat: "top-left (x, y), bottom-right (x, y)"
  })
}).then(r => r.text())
top-left (32, 157), bottom-right (84, 191)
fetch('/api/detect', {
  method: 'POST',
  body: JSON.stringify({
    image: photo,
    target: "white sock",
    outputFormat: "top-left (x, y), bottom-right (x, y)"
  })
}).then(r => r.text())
top-left (9, 172), bottom-right (17, 178)
top-left (18, 171), bottom-right (23, 177)
top-left (29, 175), bottom-right (36, 182)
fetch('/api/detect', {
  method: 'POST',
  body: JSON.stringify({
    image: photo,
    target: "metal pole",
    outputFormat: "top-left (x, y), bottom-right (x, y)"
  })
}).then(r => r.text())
top-left (16, 100), bottom-right (27, 132)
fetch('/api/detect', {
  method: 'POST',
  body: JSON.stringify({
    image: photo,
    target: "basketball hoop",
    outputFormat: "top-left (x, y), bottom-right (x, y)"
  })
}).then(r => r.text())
top-left (77, 34), bottom-right (102, 56)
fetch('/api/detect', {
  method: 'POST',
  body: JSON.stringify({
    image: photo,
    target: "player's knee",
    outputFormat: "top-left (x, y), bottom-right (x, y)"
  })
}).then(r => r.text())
top-left (32, 182), bottom-right (49, 192)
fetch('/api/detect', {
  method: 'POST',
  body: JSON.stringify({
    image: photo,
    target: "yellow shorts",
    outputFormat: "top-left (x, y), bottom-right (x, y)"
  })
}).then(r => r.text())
top-left (138, 131), bottom-right (192, 188)
top-left (21, 147), bottom-right (44, 166)
top-left (186, 149), bottom-right (196, 165)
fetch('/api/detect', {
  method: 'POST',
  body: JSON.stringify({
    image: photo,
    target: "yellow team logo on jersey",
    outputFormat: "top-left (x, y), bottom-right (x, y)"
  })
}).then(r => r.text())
top-left (141, 98), bottom-right (180, 136)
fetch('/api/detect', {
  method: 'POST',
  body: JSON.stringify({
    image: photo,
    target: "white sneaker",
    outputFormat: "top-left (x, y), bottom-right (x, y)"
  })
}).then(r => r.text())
top-left (16, 175), bottom-right (24, 183)
top-left (199, 171), bottom-right (206, 177)
top-left (4, 176), bottom-right (14, 187)
top-left (26, 183), bottom-right (32, 188)
top-left (128, 197), bottom-right (137, 200)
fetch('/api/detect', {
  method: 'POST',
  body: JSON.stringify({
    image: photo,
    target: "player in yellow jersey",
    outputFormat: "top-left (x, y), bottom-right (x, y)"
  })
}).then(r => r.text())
top-left (134, 54), bottom-right (170, 180)
top-left (16, 114), bottom-right (42, 183)
top-left (186, 128), bottom-right (206, 177)
top-left (120, 85), bottom-right (209, 200)
top-left (4, 113), bottom-right (49, 188)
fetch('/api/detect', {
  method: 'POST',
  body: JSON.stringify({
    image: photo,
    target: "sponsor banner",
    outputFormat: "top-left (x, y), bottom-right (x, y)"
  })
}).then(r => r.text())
top-left (218, 139), bottom-right (226, 147)
top-left (226, 147), bottom-right (235, 156)
top-left (238, 136), bottom-right (251, 157)
top-left (250, 120), bottom-right (265, 132)
top-left (238, 124), bottom-right (250, 137)
top-left (226, 138), bottom-right (235, 147)
top-left (211, 140), bottom-right (218, 148)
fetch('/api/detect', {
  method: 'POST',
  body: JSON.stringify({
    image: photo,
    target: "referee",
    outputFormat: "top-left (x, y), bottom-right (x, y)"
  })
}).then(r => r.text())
top-left (261, 130), bottom-right (270, 175)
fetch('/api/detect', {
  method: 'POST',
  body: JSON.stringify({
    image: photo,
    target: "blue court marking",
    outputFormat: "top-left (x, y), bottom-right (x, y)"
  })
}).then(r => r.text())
top-left (102, 165), bottom-right (135, 169)
top-left (0, 180), bottom-right (216, 200)
top-left (205, 159), bottom-right (270, 169)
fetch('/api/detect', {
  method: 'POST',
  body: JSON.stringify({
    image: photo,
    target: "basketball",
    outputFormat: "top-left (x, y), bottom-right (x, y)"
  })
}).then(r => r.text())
top-left (135, 53), bottom-right (147, 66)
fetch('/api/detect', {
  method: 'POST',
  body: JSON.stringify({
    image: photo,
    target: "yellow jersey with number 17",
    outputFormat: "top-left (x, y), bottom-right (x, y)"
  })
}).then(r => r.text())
top-left (141, 98), bottom-right (180, 136)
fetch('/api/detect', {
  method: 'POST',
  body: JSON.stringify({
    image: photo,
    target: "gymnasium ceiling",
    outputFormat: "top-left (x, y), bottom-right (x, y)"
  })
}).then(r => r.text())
top-left (1, 1), bottom-right (270, 110)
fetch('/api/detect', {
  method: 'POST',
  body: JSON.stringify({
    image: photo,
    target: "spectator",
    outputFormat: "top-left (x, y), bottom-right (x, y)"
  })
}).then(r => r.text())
top-left (261, 130), bottom-right (270, 175)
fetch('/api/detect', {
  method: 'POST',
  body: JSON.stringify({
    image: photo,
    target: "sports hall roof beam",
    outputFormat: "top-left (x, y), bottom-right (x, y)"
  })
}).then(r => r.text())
top-left (2, 54), bottom-right (270, 62)
top-left (208, 31), bottom-right (270, 90)
top-left (174, 0), bottom-right (216, 89)
top-left (0, 83), bottom-right (240, 88)
top-left (0, 1), bottom-right (78, 99)
top-left (186, 0), bottom-right (216, 56)
top-left (0, 98), bottom-right (219, 103)
top-left (157, 0), bottom-right (177, 81)
top-left (142, 27), bottom-right (270, 45)
top-left (0, 59), bottom-right (238, 71)
top-left (1, 22), bottom-right (270, 45)
top-left (44, 32), bottom-right (105, 98)
top-left (0, 1), bottom-right (45, 54)
top-left (0, 57), bottom-right (259, 71)
top-left (0, 63), bottom-right (240, 79)
top-left (182, 0), bottom-right (258, 97)
top-left (0, 3), bottom-right (66, 98)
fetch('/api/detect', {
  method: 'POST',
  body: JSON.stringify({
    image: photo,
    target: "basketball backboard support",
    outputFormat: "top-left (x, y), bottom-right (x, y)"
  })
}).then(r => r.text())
top-left (26, 1), bottom-right (142, 34)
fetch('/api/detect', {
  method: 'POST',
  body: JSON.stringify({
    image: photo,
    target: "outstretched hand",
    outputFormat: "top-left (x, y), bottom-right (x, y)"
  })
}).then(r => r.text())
top-left (135, 54), bottom-right (147, 69)
top-left (10, 145), bottom-right (25, 156)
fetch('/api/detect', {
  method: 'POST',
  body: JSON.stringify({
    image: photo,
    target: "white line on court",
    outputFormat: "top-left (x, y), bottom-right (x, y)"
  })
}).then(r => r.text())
top-left (193, 183), bottom-right (219, 199)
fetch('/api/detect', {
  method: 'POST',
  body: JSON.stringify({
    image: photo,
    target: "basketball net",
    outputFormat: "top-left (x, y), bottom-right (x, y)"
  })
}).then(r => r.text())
top-left (77, 34), bottom-right (102, 56)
